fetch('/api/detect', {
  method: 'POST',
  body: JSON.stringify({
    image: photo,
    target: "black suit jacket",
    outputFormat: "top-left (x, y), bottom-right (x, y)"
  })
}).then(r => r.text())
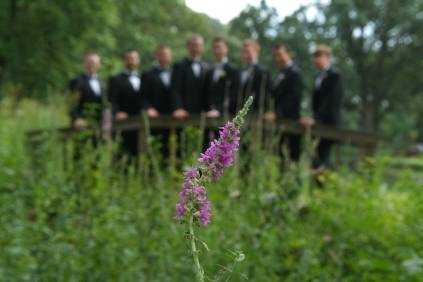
top-left (239, 63), bottom-right (271, 114)
top-left (108, 72), bottom-right (143, 116)
top-left (204, 62), bottom-right (240, 115)
top-left (141, 66), bottom-right (173, 114)
top-left (312, 67), bottom-right (343, 126)
top-left (68, 73), bottom-right (104, 122)
top-left (272, 64), bottom-right (303, 119)
top-left (170, 57), bottom-right (208, 113)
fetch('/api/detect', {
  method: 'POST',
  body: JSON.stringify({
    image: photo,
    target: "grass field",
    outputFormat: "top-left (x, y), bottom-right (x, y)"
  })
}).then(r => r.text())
top-left (1, 97), bottom-right (423, 281)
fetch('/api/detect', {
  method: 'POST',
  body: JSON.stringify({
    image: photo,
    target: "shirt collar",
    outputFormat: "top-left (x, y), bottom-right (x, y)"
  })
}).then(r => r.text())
top-left (319, 64), bottom-right (331, 74)
top-left (243, 63), bottom-right (256, 70)
top-left (154, 62), bottom-right (171, 71)
top-left (281, 61), bottom-right (293, 71)
top-left (124, 69), bottom-right (138, 76)
top-left (189, 56), bottom-right (201, 63)
top-left (85, 73), bottom-right (98, 79)
top-left (215, 57), bottom-right (228, 65)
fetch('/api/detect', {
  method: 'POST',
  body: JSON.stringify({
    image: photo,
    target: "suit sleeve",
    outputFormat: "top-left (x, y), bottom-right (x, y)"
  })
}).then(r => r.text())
top-left (257, 69), bottom-right (272, 113)
top-left (140, 72), bottom-right (151, 110)
top-left (69, 77), bottom-right (78, 92)
top-left (107, 76), bottom-right (120, 114)
top-left (201, 63), bottom-right (209, 112)
top-left (203, 70), bottom-right (212, 111)
top-left (319, 73), bottom-right (343, 125)
top-left (287, 71), bottom-right (303, 119)
top-left (170, 63), bottom-right (184, 110)
top-left (229, 67), bottom-right (240, 115)
top-left (328, 74), bottom-right (343, 125)
top-left (69, 77), bottom-right (81, 122)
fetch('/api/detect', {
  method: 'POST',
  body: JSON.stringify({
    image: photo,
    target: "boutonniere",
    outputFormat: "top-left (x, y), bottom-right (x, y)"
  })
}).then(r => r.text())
top-left (274, 73), bottom-right (285, 86)
top-left (217, 69), bottom-right (226, 78)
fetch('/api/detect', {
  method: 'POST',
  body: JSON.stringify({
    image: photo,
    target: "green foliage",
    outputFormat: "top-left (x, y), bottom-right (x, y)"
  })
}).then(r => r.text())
top-left (1, 97), bottom-right (423, 281)
top-left (0, 0), bottom-right (227, 98)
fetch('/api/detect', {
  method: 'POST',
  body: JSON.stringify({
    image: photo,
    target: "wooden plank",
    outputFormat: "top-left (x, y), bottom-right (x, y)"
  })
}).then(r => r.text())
top-left (26, 114), bottom-right (380, 149)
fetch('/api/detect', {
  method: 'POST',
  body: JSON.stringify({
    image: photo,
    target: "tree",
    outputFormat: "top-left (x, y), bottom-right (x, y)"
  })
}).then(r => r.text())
top-left (310, 0), bottom-right (423, 132)
top-left (0, 0), bottom-right (227, 98)
top-left (229, 0), bottom-right (279, 67)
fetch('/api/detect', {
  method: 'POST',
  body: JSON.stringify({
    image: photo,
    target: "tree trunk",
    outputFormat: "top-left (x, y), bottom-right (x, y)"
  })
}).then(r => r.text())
top-left (360, 99), bottom-right (378, 133)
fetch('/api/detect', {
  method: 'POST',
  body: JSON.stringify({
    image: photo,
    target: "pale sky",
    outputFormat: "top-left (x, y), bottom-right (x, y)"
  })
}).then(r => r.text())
top-left (185, 0), bottom-right (323, 24)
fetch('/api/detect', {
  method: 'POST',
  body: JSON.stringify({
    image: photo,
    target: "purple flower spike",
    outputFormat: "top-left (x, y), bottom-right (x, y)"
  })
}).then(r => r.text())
top-left (175, 96), bottom-right (253, 226)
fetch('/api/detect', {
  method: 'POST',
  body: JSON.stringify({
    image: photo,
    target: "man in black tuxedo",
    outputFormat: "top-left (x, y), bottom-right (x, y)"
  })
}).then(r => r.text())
top-left (204, 37), bottom-right (240, 119)
top-left (301, 45), bottom-right (343, 168)
top-left (171, 34), bottom-right (208, 119)
top-left (141, 45), bottom-right (173, 158)
top-left (265, 44), bottom-right (303, 162)
top-left (108, 49), bottom-right (142, 157)
top-left (142, 45), bottom-right (173, 117)
top-left (69, 52), bottom-right (104, 129)
top-left (238, 39), bottom-right (271, 115)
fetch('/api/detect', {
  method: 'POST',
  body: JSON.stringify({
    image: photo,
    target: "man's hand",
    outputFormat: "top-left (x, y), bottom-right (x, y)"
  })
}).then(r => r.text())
top-left (263, 111), bottom-right (276, 122)
top-left (173, 108), bottom-right (189, 119)
top-left (146, 107), bottom-right (160, 118)
top-left (300, 117), bottom-right (316, 127)
top-left (115, 111), bottom-right (128, 120)
top-left (206, 109), bottom-right (220, 118)
top-left (73, 118), bottom-right (88, 129)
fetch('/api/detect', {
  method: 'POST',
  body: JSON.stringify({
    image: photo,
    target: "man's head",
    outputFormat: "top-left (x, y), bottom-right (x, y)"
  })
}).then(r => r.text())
top-left (241, 39), bottom-right (260, 65)
top-left (122, 49), bottom-right (140, 71)
top-left (313, 45), bottom-right (332, 70)
top-left (83, 52), bottom-right (101, 74)
top-left (155, 45), bottom-right (172, 67)
top-left (272, 44), bottom-right (292, 67)
top-left (212, 37), bottom-right (228, 62)
top-left (186, 34), bottom-right (204, 58)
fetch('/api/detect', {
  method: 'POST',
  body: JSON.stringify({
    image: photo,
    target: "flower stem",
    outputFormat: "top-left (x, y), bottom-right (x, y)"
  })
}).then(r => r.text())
top-left (189, 214), bottom-right (205, 282)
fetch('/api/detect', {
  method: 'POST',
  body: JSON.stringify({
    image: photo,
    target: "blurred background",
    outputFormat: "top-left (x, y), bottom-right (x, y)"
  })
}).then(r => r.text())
top-left (1, 1), bottom-right (423, 281)
top-left (1, 0), bottom-right (423, 147)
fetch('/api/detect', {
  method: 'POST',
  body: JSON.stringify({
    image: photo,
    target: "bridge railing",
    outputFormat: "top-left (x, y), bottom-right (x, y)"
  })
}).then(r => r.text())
top-left (27, 113), bottom-right (380, 157)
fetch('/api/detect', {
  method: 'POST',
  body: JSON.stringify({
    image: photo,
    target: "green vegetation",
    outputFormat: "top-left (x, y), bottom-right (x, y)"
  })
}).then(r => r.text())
top-left (1, 1), bottom-right (423, 280)
top-left (1, 97), bottom-right (422, 281)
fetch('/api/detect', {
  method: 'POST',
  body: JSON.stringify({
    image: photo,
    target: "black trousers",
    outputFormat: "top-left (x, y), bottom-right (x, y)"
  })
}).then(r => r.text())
top-left (313, 139), bottom-right (333, 168)
top-left (279, 134), bottom-right (301, 162)
top-left (150, 129), bottom-right (170, 159)
top-left (121, 130), bottom-right (139, 157)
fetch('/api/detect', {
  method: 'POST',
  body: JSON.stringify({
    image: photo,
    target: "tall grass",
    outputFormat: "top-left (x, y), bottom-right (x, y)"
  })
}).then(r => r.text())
top-left (1, 96), bottom-right (423, 281)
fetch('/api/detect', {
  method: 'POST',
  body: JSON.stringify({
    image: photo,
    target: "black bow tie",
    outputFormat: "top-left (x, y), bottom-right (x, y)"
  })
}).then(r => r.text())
top-left (158, 67), bottom-right (170, 72)
top-left (189, 58), bottom-right (201, 64)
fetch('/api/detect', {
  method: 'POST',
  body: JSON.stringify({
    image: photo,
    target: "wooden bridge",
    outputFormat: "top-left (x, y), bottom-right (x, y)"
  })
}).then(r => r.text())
top-left (27, 113), bottom-right (380, 157)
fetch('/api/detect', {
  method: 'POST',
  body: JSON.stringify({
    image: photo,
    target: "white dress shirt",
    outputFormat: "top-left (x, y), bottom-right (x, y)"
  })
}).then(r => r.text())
top-left (159, 69), bottom-right (171, 87)
top-left (315, 65), bottom-right (331, 90)
top-left (212, 57), bottom-right (228, 82)
top-left (241, 65), bottom-right (254, 85)
top-left (192, 62), bottom-right (201, 77)
top-left (88, 75), bottom-right (101, 96)
top-left (128, 72), bottom-right (141, 91)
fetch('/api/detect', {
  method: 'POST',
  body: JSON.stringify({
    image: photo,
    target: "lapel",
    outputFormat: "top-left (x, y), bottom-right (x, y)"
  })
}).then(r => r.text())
top-left (153, 67), bottom-right (164, 88)
top-left (273, 68), bottom-right (287, 89)
top-left (81, 74), bottom-right (98, 97)
top-left (121, 72), bottom-right (137, 94)
top-left (244, 64), bottom-right (255, 85)
top-left (315, 68), bottom-right (330, 91)
top-left (186, 57), bottom-right (205, 79)
top-left (213, 63), bottom-right (227, 84)
top-left (160, 67), bottom-right (172, 89)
